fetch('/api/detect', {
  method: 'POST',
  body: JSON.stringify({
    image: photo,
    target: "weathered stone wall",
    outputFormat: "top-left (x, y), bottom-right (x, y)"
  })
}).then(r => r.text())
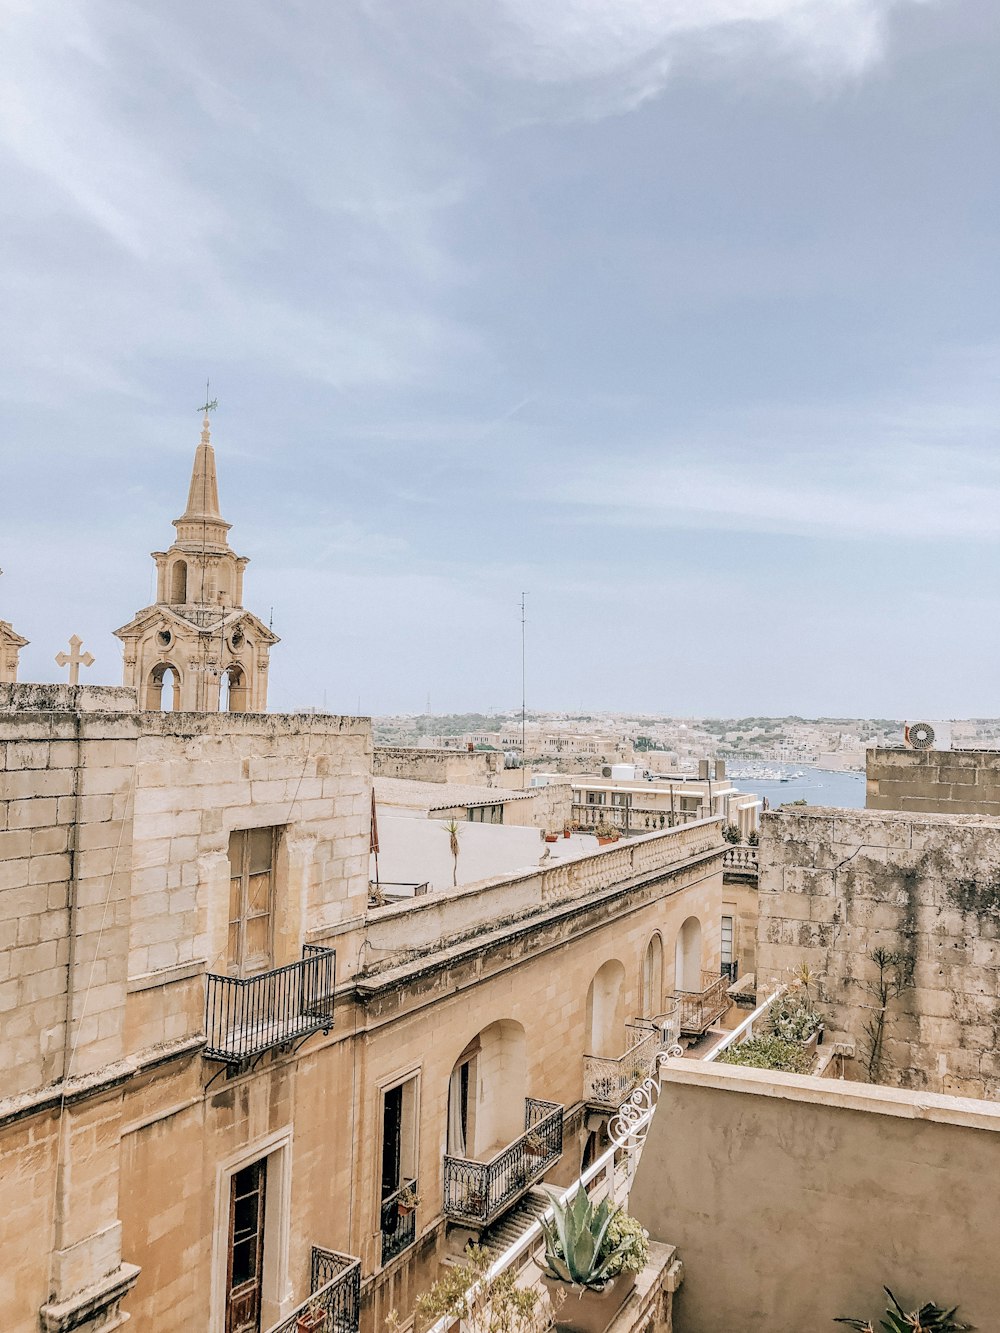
top-left (757, 806), bottom-right (1000, 1098)
top-left (867, 746), bottom-right (1000, 815)
top-left (374, 746), bottom-right (500, 785)
top-left (630, 1060), bottom-right (1000, 1333)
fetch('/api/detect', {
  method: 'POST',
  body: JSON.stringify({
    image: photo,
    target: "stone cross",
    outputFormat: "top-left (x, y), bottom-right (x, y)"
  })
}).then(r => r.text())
top-left (55, 635), bottom-right (95, 685)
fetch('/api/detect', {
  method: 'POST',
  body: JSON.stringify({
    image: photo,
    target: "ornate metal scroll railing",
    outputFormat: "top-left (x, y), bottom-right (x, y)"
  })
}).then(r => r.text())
top-left (264, 1248), bottom-right (360, 1333)
top-left (380, 1177), bottom-right (418, 1265)
top-left (674, 970), bottom-right (730, 1036)
top-left (426, 1071), bottom-right (670, 1333)
top-left (204, 945), bottom-right (336, 1063)
top-left (443, 1097), bottom-right (563, 1227)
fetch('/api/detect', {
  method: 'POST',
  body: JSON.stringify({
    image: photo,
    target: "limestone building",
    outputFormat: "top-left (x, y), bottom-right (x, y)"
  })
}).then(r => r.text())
top-left (114, 411), bottom-right (278, 712)
top-left (0, 683), bottom-right (726, 1333)
top-left (0, 615), bottom-right (28, 682)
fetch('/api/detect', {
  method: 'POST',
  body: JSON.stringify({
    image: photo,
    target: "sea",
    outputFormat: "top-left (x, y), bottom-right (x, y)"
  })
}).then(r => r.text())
top-left (730, 764), bottom-right (866, 811)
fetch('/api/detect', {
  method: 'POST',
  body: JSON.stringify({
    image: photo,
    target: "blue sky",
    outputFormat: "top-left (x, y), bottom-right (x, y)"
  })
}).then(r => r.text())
top-left (1, 0), bottom-right (998, 717)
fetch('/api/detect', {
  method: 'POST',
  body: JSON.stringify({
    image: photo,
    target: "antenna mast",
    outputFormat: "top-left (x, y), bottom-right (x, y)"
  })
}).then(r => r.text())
top-left (520, 592), bottom-right (527, 789)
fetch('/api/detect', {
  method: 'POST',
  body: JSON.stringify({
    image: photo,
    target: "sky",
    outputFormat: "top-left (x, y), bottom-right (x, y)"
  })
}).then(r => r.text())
top-left (1, 0), bottom-right (999, 718)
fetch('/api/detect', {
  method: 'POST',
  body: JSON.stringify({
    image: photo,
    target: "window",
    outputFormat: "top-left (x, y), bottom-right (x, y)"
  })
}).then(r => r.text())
top-left (228, 828), bottom-right (278, 975)
top-left (585, 792), bottom-right (605, 806)
top-left (468, 804), bottom-right (503, 824)
top-left (226, 1160), bottom-right (266, 1333)
top-left (721, 915), bottom-right (735, 979)
top-left (380, 1077), bottom-right (418, 1196)
top-left (380, 1074), bottom-right (419, 1264)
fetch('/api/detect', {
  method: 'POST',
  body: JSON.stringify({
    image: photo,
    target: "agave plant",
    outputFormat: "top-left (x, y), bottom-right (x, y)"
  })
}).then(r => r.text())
top-left (835, 1287), bottom-right (971, 1332)
top-left (538, 1188), bottom-right (646, 1292)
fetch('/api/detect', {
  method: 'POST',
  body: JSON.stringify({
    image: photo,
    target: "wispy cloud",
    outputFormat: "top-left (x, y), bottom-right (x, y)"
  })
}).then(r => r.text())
top-left (459, 0), bottom-right (929, 118)
top-left (556, 342), bottom-right (1000, 541)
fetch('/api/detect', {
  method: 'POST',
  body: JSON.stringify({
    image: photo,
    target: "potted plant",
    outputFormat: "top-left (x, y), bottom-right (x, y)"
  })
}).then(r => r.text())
top-left (524, 1129), bottom-right (547, 1158)
top-left (539, 1188), bottom-right (649, 1333)
top-left (396, 1183), bottom-right (420, 1217)
top-left (563, 825), bottom-right (572, 839)
top-left (835, 1286), bottom-right (970, 1331)
top-left (768, 991), bottom-right (824, 1053)
top-left (296, 1301), bottom-right (326, 1332)
top-left (594, 822), bottom-right (619, 846)
top-left (545, 832), bottom-right (559, 843)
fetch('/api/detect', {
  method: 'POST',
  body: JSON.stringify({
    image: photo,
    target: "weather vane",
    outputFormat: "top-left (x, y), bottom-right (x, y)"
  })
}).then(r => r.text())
top-left (198, 378), bottom-right (218, 416)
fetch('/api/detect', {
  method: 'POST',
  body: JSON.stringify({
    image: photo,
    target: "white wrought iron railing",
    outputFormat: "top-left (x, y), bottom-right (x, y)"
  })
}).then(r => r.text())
top-left (705, 985), bottom-right (787, 1062)
top-left (425, 1067), bottom-right (673, 1333)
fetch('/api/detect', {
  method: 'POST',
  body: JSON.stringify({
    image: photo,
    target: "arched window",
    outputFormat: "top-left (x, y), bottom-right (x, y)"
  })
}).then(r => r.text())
top-left (641, 934), bottom-right (664, 1017)
top-left (447, 1020), bottom-right (526, 1159)
top-left (221, 664), bottom-right (248, 713)
top-left (585, 959), bottom-right (626, 1059)
top-left (674, 916), bottom-right (703, 993)
top-left (145, 663), bottom-right (180, 712)
top-left (170, 560), bottom-right (188, 604)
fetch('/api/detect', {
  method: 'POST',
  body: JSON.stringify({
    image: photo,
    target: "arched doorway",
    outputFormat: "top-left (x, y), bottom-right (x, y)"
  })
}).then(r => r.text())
top-left (221, 664), bottom-right (248, 713)
top-left (674, 916), bottom-right (703, 993)
top-left (145, 663), bottom-right (180, 711)
top-left (641, 934), bottom-right (664, 1017)
top-left (585, 959), bottom-right (625, 1059)
top-left (447, 1019), bottom-right (526, 1159)
top-left (170, 560), bottom-right (188, 604)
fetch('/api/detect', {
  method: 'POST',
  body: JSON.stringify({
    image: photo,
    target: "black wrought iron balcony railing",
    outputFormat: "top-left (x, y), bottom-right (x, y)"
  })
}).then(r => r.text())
top-left (264, 1247), bottom-right (360, 1333)
top-left (443, 1097), bottom-right (563, 1228)
top-left (380, 1177), bottom-right (418, 1266)
top-left (204, 944), bottom-right (336, 1063)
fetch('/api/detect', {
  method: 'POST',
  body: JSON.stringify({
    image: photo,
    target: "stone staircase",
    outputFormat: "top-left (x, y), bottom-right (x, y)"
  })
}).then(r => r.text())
top-left (481, 1187), bottom-right (551, 1257)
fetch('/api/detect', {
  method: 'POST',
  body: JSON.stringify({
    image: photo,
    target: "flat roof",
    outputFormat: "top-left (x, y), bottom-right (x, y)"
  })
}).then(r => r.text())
top-left (374, 777), bottom-right (534, 811)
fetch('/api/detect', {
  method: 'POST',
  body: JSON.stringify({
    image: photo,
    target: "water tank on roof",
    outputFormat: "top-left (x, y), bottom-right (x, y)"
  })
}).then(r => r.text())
top-left (610, 763), bottom-right (637, 781)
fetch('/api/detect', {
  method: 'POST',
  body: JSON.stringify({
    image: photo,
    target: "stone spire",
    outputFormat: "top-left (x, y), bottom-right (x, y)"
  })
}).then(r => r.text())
top-left (173, 413), bottom-right (231, 548)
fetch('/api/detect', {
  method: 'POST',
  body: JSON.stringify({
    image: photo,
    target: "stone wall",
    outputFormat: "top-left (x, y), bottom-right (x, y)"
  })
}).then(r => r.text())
top-left (867, 745), bottom-right (1000, 815)
top-left (374, 746), bottom-right (501, 785)
top-left (756, 805), bottom-right (1000, 1098)
top-left (630, 1060), bottom-right (1000, 1333)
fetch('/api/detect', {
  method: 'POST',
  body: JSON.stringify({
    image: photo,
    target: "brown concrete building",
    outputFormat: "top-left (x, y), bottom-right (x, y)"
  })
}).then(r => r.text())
top-left (630, 1060), bottom-right (1000, 1332)
top-left (0, 683), bottom-right (726, 1333)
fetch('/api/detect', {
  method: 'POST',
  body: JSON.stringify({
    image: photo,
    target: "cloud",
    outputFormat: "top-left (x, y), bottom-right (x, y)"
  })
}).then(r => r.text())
top-left (554, 341), bottom-right (1000, 542)
top-left (470, 0), bottom-right (928, 117)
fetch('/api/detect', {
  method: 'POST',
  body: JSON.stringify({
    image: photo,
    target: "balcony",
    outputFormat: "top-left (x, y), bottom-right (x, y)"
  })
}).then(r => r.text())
top-left (204, 945), bottom-right (336, 1063)
top-left (265, 1247), bottom-right (360, 1333)
top-left (722, 844), bottom-right (759, 880)
top-left (583, 1015), bottom-right (678, 1110)
top-left (443, 1097), bottom-right (563, 1228)
top-left (572, 803), bottom-right (701, 833)
top-left (674, 971), bottom-right (730, 1036)
top-left (380, 1177), bottom-right (418, 1265)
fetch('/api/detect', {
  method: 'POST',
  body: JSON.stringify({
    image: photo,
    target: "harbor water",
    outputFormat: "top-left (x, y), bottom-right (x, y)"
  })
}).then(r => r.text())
top-left (730, 764), bottom-right (866, 811)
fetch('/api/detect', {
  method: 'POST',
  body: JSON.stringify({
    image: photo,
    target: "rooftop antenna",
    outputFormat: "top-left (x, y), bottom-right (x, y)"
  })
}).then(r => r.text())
top-left (520, 591), bottom-right (528, 789)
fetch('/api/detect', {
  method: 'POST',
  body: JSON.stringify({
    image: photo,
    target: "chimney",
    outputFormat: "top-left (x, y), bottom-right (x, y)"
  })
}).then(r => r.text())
top-left (715, 759), bottom-right (726, 780)
top-left (698, 759), bottom-right (710, 780)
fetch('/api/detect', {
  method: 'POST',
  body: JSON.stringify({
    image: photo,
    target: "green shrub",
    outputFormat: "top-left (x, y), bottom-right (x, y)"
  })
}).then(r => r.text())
top-left (718, 1033), bottom-right (813, 1074)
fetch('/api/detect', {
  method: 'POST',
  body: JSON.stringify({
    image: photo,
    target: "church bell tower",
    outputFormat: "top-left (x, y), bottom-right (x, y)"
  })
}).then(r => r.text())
top-left (114, 407), bottom-right (279, 712)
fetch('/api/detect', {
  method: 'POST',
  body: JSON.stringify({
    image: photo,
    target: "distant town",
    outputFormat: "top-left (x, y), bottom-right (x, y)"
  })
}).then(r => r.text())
top-left (372, 711), bottom-right (1000, 773)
